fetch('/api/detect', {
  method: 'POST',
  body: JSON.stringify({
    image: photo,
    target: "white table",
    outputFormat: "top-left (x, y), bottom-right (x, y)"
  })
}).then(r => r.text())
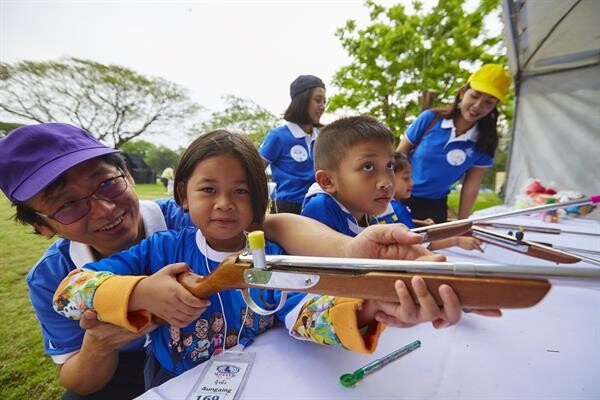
top-left (138, 216), bottom-right (600, 399)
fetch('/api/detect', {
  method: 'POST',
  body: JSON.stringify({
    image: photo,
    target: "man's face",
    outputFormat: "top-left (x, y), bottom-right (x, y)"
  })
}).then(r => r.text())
top-left (327, 139), bottom-right (395, 221)
top-left (28, 159), bottom-right (143, 258)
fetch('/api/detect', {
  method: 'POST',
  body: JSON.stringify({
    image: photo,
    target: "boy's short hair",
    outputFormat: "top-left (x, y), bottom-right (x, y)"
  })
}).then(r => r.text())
top-left (314, 115), bottom-right (394, 171)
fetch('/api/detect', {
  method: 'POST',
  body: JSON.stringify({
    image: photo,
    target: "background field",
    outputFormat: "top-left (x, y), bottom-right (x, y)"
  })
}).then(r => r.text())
top-left (0, 183), bottom-right (499, 399)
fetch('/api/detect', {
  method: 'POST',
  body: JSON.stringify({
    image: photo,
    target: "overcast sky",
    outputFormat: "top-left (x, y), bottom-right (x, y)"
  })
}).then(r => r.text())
top-left (0, 0), bottom-right (492, 147)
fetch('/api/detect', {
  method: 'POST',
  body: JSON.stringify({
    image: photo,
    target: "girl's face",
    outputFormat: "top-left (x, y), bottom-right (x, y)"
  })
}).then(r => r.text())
top-left (306, 87), bottom-right (326, 125)
top-left (394, 163), bottom-right (413, 201)
top-left (459, 88), bottom-right (498, 124)
top-left (180, 154), bottom-right (254, 252)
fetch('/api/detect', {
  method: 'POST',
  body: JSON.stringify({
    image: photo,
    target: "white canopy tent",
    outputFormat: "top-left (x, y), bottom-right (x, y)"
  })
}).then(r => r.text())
top-left (502, 0), bottom-right (600, 213)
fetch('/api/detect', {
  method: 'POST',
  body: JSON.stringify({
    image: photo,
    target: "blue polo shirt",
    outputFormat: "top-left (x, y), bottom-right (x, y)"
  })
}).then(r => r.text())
top-left (302, 183), bottom-right (402, 236)
top-left (75, 227), bottom-right (300, 376)
top-left (26, 199), bottom-right (192, 364)
top-left (377, 199), bottom-right (415, 228)
top-left (259, 122), bottom-right (318, 203)
top-left (406, 110), bottom-right (494, 199)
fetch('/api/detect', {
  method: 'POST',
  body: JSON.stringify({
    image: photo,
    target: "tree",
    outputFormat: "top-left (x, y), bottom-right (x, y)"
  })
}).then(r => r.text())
top-left (144, 145), bottom-right (181, 175)
top-left (330, 0), bottom-right (506, 136)
top-left (193, 95), bottom-right (281, 146)
top-left (121, 139), bottom-right (181, 174)
top-left (120, 139), bottom-right (156, 159)
top-left (0, 57), bottom-right (202, 148)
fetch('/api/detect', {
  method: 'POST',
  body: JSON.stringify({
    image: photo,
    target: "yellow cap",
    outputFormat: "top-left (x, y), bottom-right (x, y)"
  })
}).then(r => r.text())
top-left (248, 230), bottom-right (266, 251)
top-left (467, 64), bottom-right (512, 102)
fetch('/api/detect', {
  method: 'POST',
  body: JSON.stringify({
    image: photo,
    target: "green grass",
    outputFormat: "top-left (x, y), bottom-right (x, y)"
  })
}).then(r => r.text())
top-left (447, 190), bottom-right (503, 217)
top-left (0, 184), bottom-right (170, 399)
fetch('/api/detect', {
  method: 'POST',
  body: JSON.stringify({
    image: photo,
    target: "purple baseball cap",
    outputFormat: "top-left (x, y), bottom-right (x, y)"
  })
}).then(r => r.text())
top-left (0, 123), bottom-right (118, 202)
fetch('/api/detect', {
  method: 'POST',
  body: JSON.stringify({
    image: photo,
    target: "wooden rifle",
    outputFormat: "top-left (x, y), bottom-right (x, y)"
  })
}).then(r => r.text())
top-left (411, 194), bottom-right (600, 242)
top-left (474, 221), bottom-right (600, 237)
top-left (171, 253), bottom-right (600, 317)
top-left (468, 226), bottom-right (600, 265)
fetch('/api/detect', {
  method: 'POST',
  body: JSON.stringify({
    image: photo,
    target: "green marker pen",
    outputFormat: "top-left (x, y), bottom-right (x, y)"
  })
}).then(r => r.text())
top-left (340, 340), bottom-right (421, 387)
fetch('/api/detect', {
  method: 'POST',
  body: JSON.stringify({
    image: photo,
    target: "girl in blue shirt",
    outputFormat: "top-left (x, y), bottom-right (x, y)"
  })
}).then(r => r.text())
top-left (55, 130), bottom-right (469, 389)
top-left (396, 64), bottom-right (512, 222)
top-left (260, 75), bottom-right (326, 214)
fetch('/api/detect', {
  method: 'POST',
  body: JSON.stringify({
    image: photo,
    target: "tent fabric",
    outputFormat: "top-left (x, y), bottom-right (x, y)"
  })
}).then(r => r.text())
top-left (502, 0), bottom-right (600, 214)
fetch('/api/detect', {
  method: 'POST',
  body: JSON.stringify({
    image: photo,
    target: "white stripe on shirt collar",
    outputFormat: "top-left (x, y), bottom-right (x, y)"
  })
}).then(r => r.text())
top-left (286, 121), bottom-right (318, 138)
top-left (69, 200), bottom-right (168, 267)
top-left (194, 229), bottom-right (240, 262)
top-left (441, 118), bottom-right (479, 145)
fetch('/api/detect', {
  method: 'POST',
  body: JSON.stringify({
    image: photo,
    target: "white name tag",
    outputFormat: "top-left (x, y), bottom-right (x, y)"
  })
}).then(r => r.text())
top-left (186, 351), bottom-right (255, 400)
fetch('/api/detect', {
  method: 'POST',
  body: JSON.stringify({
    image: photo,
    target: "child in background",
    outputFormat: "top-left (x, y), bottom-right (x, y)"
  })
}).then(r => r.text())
top-left (54, 130), bottom-right (464, 389)
top-left (391, 152), bottom-right (483, 252)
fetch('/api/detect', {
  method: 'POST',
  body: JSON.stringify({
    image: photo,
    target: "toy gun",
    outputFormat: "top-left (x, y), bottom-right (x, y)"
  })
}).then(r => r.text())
top-left (474, 222), bottom-right (600, 237)
top-left (468, 226), bottom-right (600, 266)
top-left (411, 194), bottom-right (600, 242)
top-left (165, 232), bottom-right (600, 319)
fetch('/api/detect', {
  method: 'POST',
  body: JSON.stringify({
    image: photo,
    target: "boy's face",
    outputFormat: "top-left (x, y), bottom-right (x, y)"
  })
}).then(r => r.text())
top-left (394, 164), bottom-right (413, 201)
top-left (28, 159), bottom-right (143, 259)
top-left (322, 139), bottom-right (394, 220)
top-left (178, 154), bottom-right (253, 252)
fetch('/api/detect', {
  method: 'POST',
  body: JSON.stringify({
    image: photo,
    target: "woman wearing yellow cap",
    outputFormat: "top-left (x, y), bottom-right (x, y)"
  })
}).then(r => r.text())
top-left (396, 64), bottom-right (512, 223)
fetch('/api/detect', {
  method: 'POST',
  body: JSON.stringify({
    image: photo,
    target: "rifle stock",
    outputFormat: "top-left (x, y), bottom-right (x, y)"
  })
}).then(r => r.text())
top-left (171, 254), bottom-right (551, 311)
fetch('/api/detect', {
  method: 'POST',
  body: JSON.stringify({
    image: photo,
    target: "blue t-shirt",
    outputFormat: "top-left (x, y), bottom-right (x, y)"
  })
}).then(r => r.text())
top-left (259, 123), bottom-right (317, 203)
top-left (377, 199), bottom-right (415, 229)
top-left (301, 183), bottom-right (403, 236)
top-left (406, 110), bottom-right (494, 199)
top-left (84, 227), bottom-right (305, 376)
top-left (26, 198), bottom-right (192, 362)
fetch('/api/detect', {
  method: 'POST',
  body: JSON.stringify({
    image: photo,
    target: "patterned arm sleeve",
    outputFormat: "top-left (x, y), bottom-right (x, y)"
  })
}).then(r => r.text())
top-left (290, 295), bottom-right (386, 354)
top-left (52, 268), bottom-right (115, 320)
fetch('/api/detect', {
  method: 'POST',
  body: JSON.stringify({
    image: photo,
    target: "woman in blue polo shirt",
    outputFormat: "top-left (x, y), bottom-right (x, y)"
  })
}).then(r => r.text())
top-left (260, 74), bottom-right (326, 214)
top-left (396, 64), bottom-right (512, 223)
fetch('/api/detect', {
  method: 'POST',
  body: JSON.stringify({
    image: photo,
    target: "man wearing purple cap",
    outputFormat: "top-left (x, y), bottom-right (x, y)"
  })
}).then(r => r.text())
top-left (0, 123), bottom-right (469, 398)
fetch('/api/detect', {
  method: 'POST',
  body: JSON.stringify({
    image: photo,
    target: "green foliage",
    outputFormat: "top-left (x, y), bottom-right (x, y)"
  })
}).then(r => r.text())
top-left (0, 57), bottom-right (203, 148)
top-left (0, 121), bottom-right (23, 137)
top-left (193, 95), bottom-right (281, 146)
top-left (330, 0), bottom-right (507, 136)
top-left (145, 145), bottom-right (181, 175)
top-left (121, 139), bottom-right (181, 174)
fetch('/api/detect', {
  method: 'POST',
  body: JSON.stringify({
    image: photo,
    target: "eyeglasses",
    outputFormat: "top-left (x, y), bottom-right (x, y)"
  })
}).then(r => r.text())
top-left (34, 173), bottom-right (128, 225)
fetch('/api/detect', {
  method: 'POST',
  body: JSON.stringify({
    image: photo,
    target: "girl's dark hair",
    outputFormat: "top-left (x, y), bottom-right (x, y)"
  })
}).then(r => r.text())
top-left (174, 130), bottom-right (268, 225)
top-left (432, 84), bottom-right (499, 157)
top-left (14, 153), bottom-right (128, 234)
top-left (393, 152), bottom-right (410, 173)
top-left (283, 87), bottom-right (324, 127)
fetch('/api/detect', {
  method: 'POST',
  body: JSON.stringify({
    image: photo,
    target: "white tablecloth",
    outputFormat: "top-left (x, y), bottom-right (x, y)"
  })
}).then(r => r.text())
top-left (138, 215), bottom-right (600, 400)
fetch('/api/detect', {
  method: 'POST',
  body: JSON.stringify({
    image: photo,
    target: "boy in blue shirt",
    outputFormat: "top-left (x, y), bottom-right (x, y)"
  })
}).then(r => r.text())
top-left (302, 116), bottom-right (397, 236)
top-left (302, 117), bottom-right (483, 254)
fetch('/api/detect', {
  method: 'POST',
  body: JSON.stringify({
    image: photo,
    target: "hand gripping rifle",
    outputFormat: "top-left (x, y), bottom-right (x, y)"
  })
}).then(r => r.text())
top-left (165, 232), bottom-right (600, 319)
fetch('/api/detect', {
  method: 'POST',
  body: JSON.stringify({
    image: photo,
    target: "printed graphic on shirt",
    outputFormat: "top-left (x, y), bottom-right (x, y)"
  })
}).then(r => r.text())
top-left (446, 149), bottom-right (467, 166)
top-left (290, 145), bottom-right (308, 162)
